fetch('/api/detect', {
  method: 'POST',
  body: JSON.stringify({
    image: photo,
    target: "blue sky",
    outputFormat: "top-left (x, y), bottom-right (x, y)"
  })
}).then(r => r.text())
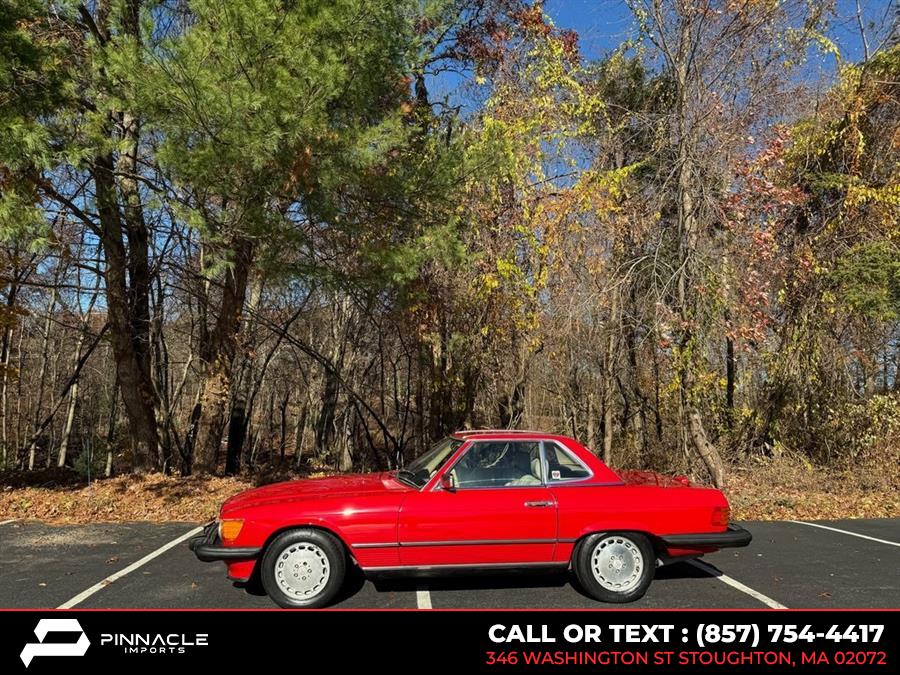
top-left (430, 0), bottom-right (896, 104)
top-left (549, 0), bottom-right (894, 63)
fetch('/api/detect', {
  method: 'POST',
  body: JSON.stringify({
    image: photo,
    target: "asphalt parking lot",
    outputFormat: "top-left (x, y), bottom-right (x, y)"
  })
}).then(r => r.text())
top-left (0, 518), bottom-right (896, 609)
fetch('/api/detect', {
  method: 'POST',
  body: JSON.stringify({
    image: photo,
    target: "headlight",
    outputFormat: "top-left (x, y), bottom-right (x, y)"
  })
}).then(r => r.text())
top-left (218, 519), bottom-right (244, 543)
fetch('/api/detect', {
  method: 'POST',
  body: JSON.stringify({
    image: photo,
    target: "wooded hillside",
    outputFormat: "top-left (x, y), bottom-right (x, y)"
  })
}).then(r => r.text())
top-left (0, 1), bottom-right (897, 502)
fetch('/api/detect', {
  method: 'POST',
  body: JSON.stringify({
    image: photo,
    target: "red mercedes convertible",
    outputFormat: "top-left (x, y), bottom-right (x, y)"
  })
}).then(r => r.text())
top-left (190, 430), bottom-right (750, 608)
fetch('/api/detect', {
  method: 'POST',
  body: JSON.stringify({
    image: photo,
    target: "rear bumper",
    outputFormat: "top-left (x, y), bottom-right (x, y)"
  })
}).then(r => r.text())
top-left (188, 522), bottom-right (262, 563)
top-left (660, 523), bottom-right (752, 549)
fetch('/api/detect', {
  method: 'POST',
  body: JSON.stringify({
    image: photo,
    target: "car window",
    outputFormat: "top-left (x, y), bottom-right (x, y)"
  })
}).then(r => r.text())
top-left (450, 441), bottom-right (543, 488)
top-left (401, 437), bottom-right (462, 487)
top-left (544, 442), bottom-right (591, 481)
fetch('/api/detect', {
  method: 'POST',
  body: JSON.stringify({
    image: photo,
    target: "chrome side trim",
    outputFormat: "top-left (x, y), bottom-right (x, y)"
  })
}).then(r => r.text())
top-left (352, 538), bottom-right (561, 549)
top-left (403, 538), bottom-right (558, 547)
top-left (361, 561), bottom-right (569, 572)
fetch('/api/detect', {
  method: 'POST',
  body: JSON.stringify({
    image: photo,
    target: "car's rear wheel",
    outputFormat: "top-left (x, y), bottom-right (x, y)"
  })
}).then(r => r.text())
top-left (573, 532), bottom-right (654, 603)
top-left (260, 528), bottom-right (346, 608)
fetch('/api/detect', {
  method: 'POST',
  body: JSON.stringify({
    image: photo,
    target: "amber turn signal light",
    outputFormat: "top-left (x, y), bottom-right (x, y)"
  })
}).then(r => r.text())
top-left (219, 519), bottom-right (244, 542)
top-left (711, 506), bottom-right (730, 527)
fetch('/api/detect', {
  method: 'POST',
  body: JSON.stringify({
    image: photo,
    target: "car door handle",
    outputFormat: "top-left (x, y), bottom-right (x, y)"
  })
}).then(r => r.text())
top-left (524, 501), bottom-right (554, 508)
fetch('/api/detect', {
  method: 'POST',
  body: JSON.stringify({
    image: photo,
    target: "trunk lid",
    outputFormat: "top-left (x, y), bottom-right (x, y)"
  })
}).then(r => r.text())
top-left (616, 469), bottom-right (693, 488)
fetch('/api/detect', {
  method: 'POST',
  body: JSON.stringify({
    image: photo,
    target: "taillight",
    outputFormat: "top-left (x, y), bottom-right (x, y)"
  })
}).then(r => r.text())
top-left (712, 506), bottom-right (730, 527)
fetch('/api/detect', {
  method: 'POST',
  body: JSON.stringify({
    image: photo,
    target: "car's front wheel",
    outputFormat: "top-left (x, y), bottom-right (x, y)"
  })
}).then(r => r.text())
top-left (260, 528), bottom-right (346, 608)
top-left (573, 532), bottom-right (654, 603)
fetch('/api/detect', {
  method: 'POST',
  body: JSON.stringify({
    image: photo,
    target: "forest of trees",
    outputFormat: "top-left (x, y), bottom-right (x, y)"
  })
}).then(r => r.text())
top-left (0, 0), bottom-right (897, 488)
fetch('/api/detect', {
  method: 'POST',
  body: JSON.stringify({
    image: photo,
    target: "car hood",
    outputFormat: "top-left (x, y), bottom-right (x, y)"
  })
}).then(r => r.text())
top-left (220, 472), bottom-right (405, 515)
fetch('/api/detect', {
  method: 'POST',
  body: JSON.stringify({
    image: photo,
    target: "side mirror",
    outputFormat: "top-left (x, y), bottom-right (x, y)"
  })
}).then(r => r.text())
top-left (439, 472), bottom-right (456, 492)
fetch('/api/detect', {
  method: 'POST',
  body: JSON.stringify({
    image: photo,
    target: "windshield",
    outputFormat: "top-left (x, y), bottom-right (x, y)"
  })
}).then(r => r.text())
top-left (396, 437), bottom-right (462, 488)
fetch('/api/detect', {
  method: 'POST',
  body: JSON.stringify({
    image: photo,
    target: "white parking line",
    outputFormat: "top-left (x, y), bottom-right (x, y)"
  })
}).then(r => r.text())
top-left (688, 559), bottom-right (788, 609)
top-left (58, 526), bottom-right (203, 609)
top-left (0, 519), bottom-right (16, 526)
top-left (416, 588), bottom-right (433, 609)
top-left (788, 520), bottom-right (900, 548)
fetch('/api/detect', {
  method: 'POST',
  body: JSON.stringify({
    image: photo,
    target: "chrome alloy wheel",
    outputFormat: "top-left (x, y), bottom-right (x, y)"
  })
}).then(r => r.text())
top-left (275, 542), bottom-right (331, 598)
top-left (589, 535), bottom-right (644, 592)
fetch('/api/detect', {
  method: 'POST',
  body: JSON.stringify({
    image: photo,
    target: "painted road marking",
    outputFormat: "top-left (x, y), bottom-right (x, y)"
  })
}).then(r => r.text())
top-left (688, 559), bottom-right (788, 609)
top-left (416, 588), bottom-right (433, 609)
top-left (0, 519), bottom-right (16, 526)
top-left (788, 520), bottom-right (900, 548)
top-left (58, 526), bottom-right (203, 609)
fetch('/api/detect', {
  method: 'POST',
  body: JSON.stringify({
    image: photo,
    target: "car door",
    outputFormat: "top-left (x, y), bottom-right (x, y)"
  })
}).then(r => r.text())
top-left (397, 440), bottom-right (558, 567)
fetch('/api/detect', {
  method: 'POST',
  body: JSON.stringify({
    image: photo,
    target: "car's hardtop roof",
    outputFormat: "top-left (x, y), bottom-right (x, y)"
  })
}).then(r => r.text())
top-left (449, 429), bottom-right (574, 442)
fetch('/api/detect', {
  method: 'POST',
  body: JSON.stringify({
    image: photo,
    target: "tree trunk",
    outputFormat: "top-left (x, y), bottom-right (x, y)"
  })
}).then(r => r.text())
top-left (586, 394), bottom-right (595, 452)
top-left (686, 402), bottom-right (725, 487)
top-left (224, 272), bottom-right (265, 472)
top-left (105, 376), bottom-right (119, 477)
top-left (279, 390), bottom-right (290, 463)
top-left (725, 334), bottom-right (736, 427)
top-left (224, 401), bottom-right (246, 476)
top-left (95, 154), bottom-right (160, 472)
top-left (293, 395), bottom-right (309, 469)
top-left (150, 274), bottom-right (174, 472)
top-left (0, 274), bottom-right (19, 468)
top-left (602, 396), bottom-right (613, 465)
top-left (624, 311), bottom-right (647, 458)
top-left (192, 237), bottom-right (254, 474)
top-left (13, 321), bottom-right (24, 456)
top-left (56, 320), bottom-right (90, 468)
top-left (265, 389), bottom-right (276, 464)
top-left (315, 369), bottom-right (340, 457)
top-left (500, 379), bottom-right (526, 429)
top-left (57, 376), bottom-right (80, 468)
top-left (28, 285), bottom-right (57, 470)
top-left (338, 409), bottom-right (353, 472)
top-left (601, 291), bottom-right (619, 465)
top-left (674, 145), bottom-right (726, 486)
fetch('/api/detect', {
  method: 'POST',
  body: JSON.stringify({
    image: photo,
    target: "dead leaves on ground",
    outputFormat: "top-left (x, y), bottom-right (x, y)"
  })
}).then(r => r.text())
top-left (0, 473), bottom-right (256, 524)
top-left (726, 458), bottom-right (899, 521)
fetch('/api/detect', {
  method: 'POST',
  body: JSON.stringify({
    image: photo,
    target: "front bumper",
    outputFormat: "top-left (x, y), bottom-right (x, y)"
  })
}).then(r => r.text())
top-left (188, 522), bottom-right (262, 563)
top-left (660, 523), bottom-right (752, 549)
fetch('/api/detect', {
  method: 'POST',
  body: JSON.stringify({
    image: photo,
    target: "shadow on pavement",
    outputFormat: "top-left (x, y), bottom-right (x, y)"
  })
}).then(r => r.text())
top-left (358, 560), bottom-right (711, 599)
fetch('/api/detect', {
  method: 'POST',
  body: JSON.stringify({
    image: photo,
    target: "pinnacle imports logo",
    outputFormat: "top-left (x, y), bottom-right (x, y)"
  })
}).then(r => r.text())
top-left (20, 619), bottom-right (91, 667)
top-left (100, 631), bottom-right (208, 654)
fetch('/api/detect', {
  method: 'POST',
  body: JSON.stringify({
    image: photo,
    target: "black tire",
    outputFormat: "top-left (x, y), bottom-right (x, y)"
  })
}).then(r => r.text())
top-left (572, 532), bottom-right (654, 603)
top-left (260, 528), bottom-right (346, 608)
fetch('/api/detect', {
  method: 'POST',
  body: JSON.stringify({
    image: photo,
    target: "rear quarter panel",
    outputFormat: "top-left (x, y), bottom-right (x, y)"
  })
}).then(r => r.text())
top-left (552, 484), bottom-right (729, 561)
